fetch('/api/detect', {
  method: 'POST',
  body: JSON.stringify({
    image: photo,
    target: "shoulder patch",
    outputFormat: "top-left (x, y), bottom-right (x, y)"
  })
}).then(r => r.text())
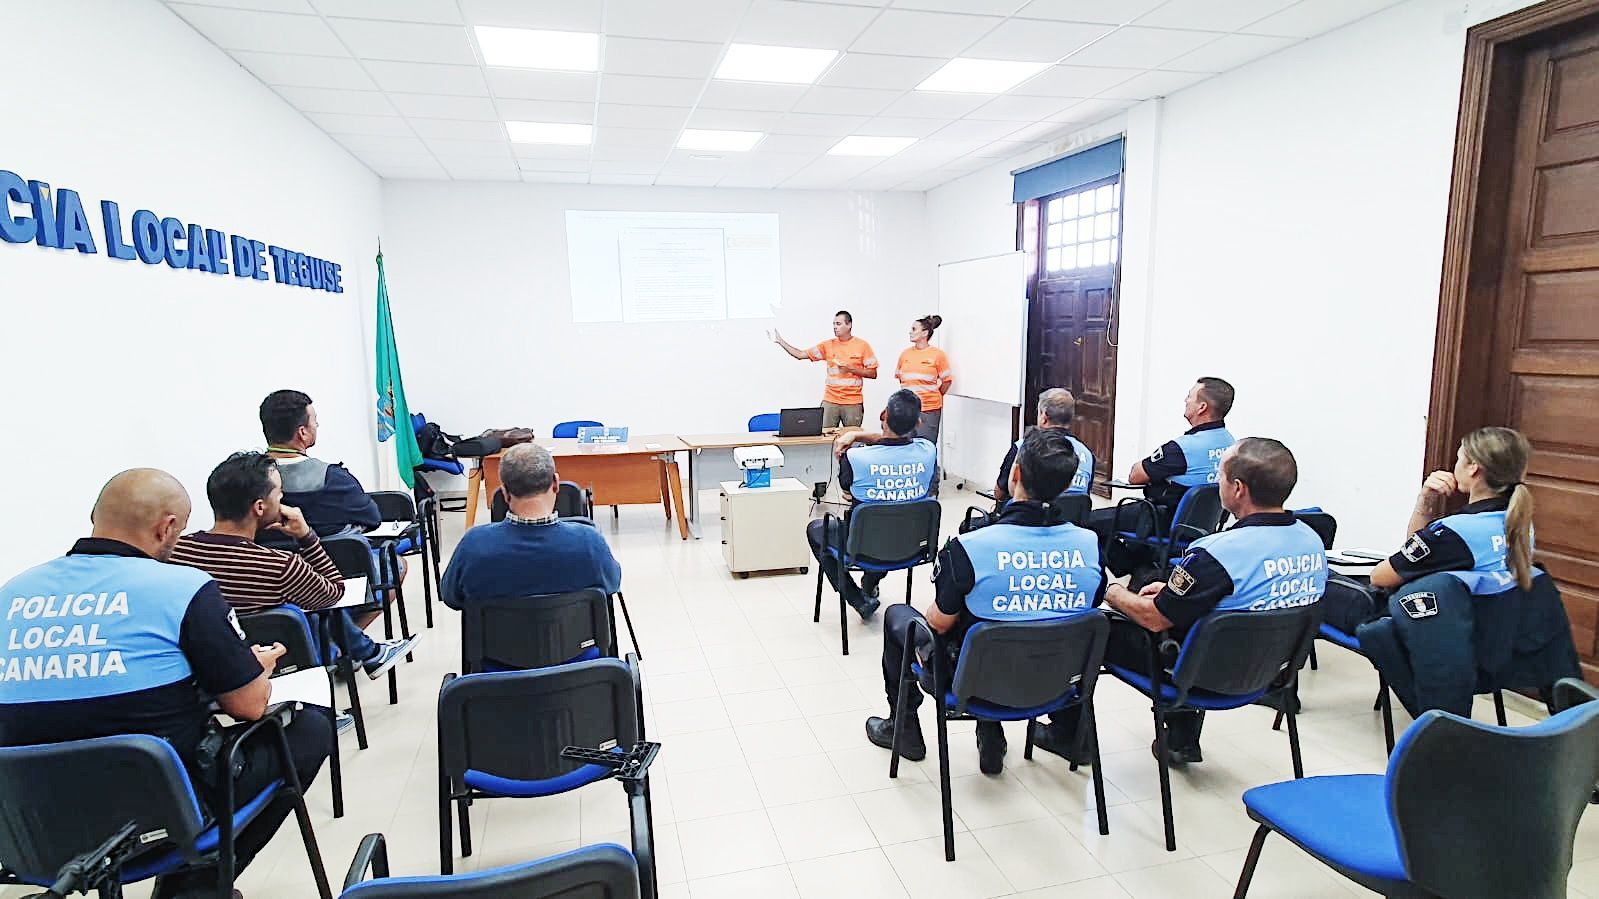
top-left (1167, 565), bottom-right (1195, 596)
top-left (226, 609), bottom-right (247, 641)
top-left (1399, 591), bottom-right (1439, 619)
top-left (1149, 446), bottom-right (1164, 463)
top-left (1401, 533), bottom-right (1431, 562)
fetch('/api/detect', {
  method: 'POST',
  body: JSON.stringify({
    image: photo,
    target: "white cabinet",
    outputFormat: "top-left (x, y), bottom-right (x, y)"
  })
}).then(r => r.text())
top-left (719, 478), bottom-right (813, 577)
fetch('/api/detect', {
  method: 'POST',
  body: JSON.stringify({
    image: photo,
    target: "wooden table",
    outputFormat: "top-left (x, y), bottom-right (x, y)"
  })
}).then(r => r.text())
top-left (678, 431), bottom-right (844, 537)
top-left (465, 435), bottom-right (691, 539)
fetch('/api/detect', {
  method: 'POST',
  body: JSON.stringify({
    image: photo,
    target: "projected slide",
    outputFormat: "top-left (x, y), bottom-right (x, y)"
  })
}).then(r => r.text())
top-left (566, 211), bottom-right (781, 323)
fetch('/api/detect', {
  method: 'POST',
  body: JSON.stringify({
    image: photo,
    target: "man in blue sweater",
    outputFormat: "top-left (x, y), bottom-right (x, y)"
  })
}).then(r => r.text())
top-left (442, 443), bottom-right (621, 607)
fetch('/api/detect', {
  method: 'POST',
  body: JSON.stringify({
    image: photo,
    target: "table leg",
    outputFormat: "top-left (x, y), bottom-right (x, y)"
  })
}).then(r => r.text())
top-left (666, 459), bottom-right (689, 541)
top-left (688, 449), bottom-right (700, 533)
top-left (464, 468), bottom-right (481, 530)
top-left (658, 462), bottom-right (673, 521)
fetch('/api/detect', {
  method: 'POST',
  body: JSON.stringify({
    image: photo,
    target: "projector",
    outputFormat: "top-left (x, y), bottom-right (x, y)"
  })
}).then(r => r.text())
top-left (733, 445), bottom-right (784, 489)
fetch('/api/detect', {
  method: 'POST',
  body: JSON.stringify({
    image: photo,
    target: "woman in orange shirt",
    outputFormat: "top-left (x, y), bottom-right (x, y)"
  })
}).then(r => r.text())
top-left (894, 314), bottom-right (953, 443)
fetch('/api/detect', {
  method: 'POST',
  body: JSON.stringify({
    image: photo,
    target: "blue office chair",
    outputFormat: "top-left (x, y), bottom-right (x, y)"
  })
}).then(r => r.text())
top-left (240, 605), bottom-right (348, 817)
top-left (1235, 695), bottom-right (1599, 898)
top-left (890, 613), bottom-right (1112, 861)
top-left (1269, 573), bottom-right (1399, 752)
top-left (370, 490), bottom-right (438, 629)
top-left (0, 728), bottom-right (333, 899)
top-left (343, 834), bottom-right (640, 897)
top-left (1108, 603), bottom-right (1321, 851)
top-left (323, 533), bottom-right (413, 707)
top-left (437, 657), bottom-right (652, 892)
top-left (747, 412), bottom-right (781, 432)
top-left (814, 499), bottom-right (941, 655)
top-left (459, 588), bottom-right (615, 674)
top-left (1107, 484), bottom-right (1226, 578)
top-left (553, 420), bottom-right (603, 439)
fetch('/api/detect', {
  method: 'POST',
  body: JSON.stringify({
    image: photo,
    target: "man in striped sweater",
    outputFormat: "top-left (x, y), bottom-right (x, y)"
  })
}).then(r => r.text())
top-left (172, 452), bottom-right (414, 679)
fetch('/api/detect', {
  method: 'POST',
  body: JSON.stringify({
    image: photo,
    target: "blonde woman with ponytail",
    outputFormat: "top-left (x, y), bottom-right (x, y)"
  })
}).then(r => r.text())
top-left (1371, 427), bottom-right (1536, 593)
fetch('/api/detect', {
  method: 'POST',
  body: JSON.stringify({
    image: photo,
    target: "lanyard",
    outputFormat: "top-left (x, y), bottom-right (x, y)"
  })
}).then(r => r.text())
top-left (266, 446), bottom-right (305, 456)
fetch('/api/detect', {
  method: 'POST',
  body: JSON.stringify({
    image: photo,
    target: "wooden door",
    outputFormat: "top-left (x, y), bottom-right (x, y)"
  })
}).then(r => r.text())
top-left (1483, 25), bottom-right (1599, 676)
top-left (1023, 176), bottom-right (1122, 494)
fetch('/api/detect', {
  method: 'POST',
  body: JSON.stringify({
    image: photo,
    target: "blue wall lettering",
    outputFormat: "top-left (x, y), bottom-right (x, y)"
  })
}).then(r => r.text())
top-left (101, 201), bottom-right (135, 260)
top-left (0, 171), bottom-right (35, 244)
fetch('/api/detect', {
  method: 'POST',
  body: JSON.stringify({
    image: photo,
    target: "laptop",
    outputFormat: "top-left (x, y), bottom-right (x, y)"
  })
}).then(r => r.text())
top-left (778, 406), bottom-right (823, 437)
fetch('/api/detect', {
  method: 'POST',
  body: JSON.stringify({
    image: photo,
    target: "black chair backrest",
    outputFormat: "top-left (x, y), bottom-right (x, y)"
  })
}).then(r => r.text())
top-left (1171, 604), bottom-right (1321, 701)
top-left (438, 660), bottom-right (640, 788)
top-left (1554, 675), bottom-right (1599, 712)
top-left (240, 605), bottom-right (323, 671)
top-left (557, 482), bottom-right (593, 519)
top-left (1291, 510), bottom-right (1338, 551)
top-left (322, 533), bottom-right (378, 581)
top-left (490, 487), bottom-right (509, 524)
top-left (1047, 494), bottom-right (1093, 528)
top-left (343, 843), bottom-right (640, 898)
top-left (370, 491), bottom-right (418, 523)
top-left (0, 735), bottom-right (205, 882)
top-left (461, 589), bottom-right (614, 673)
top-left (845, 499), bottom-right (941, 565)
top-left (1389, 703), bottom-right (1599, 898)
top-left (1170, 485), bottom-right (1225, 543)
top-left (951, 612), bottom-right (1110, 714)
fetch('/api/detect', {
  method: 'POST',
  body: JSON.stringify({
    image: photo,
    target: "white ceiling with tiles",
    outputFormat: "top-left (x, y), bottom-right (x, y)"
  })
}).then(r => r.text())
top-left (163, 0), bottom-right (1406, 190)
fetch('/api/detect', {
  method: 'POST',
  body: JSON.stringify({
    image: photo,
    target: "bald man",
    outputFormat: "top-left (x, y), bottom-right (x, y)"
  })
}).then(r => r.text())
top-left (0, 469), bottom-right (330, 899)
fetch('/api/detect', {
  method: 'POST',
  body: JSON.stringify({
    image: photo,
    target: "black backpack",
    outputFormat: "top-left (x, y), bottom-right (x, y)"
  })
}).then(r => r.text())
top-left (415, 420), bottom-right (460, 459)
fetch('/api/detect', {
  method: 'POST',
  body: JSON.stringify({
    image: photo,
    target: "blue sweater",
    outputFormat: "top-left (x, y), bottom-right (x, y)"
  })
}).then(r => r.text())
top-left (442, 518), bottom-right (622, 607)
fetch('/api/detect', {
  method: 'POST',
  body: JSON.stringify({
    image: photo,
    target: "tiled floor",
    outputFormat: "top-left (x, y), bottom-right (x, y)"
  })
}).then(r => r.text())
top-left (24, 487), bottom-right (1599, 898)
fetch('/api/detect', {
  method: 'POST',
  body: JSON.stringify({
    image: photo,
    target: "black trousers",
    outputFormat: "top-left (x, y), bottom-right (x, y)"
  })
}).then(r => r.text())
top-left (807, 518), bottom-right (885, 605)
top-left (880, 604), bottom-right (942, 712)
top-left (154, 711), bottom-right (331, 899)
top-left (1087, 504), bottom-right (1174, 579)
top-left (1051, 617), bottom-right (1206, 750)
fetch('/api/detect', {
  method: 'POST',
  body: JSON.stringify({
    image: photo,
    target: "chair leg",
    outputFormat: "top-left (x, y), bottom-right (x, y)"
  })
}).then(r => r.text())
top-left (394, 578), bottom-right (414, 652)
top-left (326, 701), bottom-right (344, 819)
top-left (1087, 701), bottom-right (1109, 836)
top-left (439, 780), bottom-right (454, 875)
top-left (1271, 708), bottom-right (1283, 732)
top-left (630, 783), bottom-right (659, 899)
top-left (1494, 689), bottom-right (1508, 726)
top-left (813, 563), bottom-right (823, 623)
top-left (1285, 686), bottom-right (1305, 780)
top-left (905, 569), bottom-right (913, 604)
top-left (1153, 706), bottom-right (1176, 852)
top-left (1379, 678), bottom-right (1395, 756)
top-left (615, 592), bottom-right (643, 658)
top-left (291, 784), bottom-right (334, 899)
top-left (419, 546), bottom-right (435, 629)
top-left (458, 797), bottom-right (473, 857)
top-left (1233, 825), bottom-right (1271, 899)
top-left (340, 654), bottom-right (369, 751)
top-left (1308, 644), bottom-right (1318, 671)
top-left (935, 693), bottom-right (955, 862)
top-left (1023, 717), bottom-right (1035, 761)
top-left (839, 588), bottom-right (849, 656)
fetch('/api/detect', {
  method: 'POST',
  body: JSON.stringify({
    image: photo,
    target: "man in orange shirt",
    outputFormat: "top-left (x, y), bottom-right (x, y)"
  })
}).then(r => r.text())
top-left (771, 310), bottom-right (878, 428)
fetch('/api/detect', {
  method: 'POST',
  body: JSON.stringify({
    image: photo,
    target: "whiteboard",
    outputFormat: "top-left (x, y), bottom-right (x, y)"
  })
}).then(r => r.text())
top-left (938, 252), bottom-right (1028, 406)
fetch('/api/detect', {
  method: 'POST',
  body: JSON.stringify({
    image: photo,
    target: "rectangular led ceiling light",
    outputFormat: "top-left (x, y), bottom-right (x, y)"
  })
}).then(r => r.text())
top-left (476, 26), bottom-right (599, 71)
top-left (715, 44), bottom-right (839, 84)
top-left (917, 58), bottom-right (1050, 93)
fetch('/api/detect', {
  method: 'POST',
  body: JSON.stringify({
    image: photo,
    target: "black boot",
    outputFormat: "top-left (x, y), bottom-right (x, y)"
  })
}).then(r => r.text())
top-left (1028, 718), bottom-right (1092, 765)
top-left (865, 714), bottom-right (925, 761)
top-left (976, 721), bottom-right (1007, 775)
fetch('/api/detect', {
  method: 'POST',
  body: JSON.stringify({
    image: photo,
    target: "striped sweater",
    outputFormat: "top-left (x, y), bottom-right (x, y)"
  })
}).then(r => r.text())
top-left (171, 531), bottom-right (346, 613)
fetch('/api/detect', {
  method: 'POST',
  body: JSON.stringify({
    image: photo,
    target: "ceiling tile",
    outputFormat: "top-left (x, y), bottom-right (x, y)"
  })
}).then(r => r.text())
top-left (782, 156), bottom-right (882, 186)
top-left (1011, 64), bottom-right (1137, 97)
top-left (656, 174), bottom-right (723, 187)
top-left (275, 85), bottom-right (393, 115)
top-left (590, 173), bottom-right (658, 184)
top-left (968, 93), bottom-right (1076, 121)
top-left (892, 138), bottom-right (986, 162)
top-left (439, 157), bottom-right (520, 180)
top-left (1096, 68), bottom-right (1211, 99)
top-left (716, 174), bottom-right (785, 188)
top-left (366, 61), bottom-right (490, 96)
top-left (521, 157), bottom-right (599, 172)
top-left (756, 133), bottom-right (839, 153)
top-left (603, 38), bottom-right (724, 78)
top-left (820, 53), bottom-right (945, 90)
top-left (422, 138), bottom-right (512, 157)
top-left (1134, 0), bottom-right (1299, 32)
top-left (736, 0), bottom-right (879, 49)
top-left (893, 0), bottom-right (1031, 13)
top-left (590, 143), bottom-right (673, 162)
top-left (594, 127), bottom-right (680, 151)
top-left (773, 112), bottom-right (871, 135)
top-left (512, 143), bottom-right (593, 160)
top-left (973, 138), bottom-right (1041, 157)
top-left (311, 0), bottom-right (462, 23)
top-left (603, 0), bottom-right (749, 42)
top-left (1162, 32), bottom-right (1298, 72)
top-left (367, 159), bottom-right (450, 178)
top-left (406, 118), bottom-right (506, 139)
top-left (660, 151), bottom-right (737, 174)
top-left (173, 0), bottom-right (314, 11)
top-left (696, 81), bottom-right (806, 112)
top-left (1241, 0), bottom-right (1404, 38)
top-left (853, 116), bottom-right (948, 137)
top-left (327, 18), bottom-right (476, 64)
top-left (523, 171), bottom-right (591, 183)
top-left (310, 112), bottom-right (416, 135)
top-left (334, 134), bottom-right (429, 154)
top-left (387, 93), bottom-right (500, 120)
top-left (486, 68), bottom-right (597, 101)
top-left (964, 19), bottom-right (1114, 63)
top-left (1048, 96), bottom-right (1135, 122)
top-left (850, 10), bottom-right (1006, 56)
top-left (687, 108), bottom-right (785, 130)
top-left (589, 159), bottom-right (662, 174)
top-left (928, 118), bottom-right (1025, 142)
top-left (496, 98), bottom-right (596, 123)
top-left (231, 52), bottom-right (375, 89)
top-left (791, 86), bottom-right (900, 116)
top-left (459, 0), bottom-right (603, 31)
top-left (595, 103), bottom-right (692, 130)
top-left (1013, 0), bottom-right (1163, 24)
top-left (167, 5), bottom-right (347, 55)
top-left (1003, 119), bottom-right (1067, 140)
top-left (597, 75), bottom-right (705, 107)
top-left (877, 90), bottom-right (991, 119)
top-left (1061, 25), bottom-right (1219, 68)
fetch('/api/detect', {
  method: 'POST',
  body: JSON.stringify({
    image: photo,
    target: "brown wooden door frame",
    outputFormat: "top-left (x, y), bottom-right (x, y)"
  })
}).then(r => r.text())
top-left (1427, 0), bottom-right (1599, 468)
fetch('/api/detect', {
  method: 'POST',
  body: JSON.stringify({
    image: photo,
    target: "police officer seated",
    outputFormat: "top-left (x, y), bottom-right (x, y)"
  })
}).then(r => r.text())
top-left (0, 469), bottom-right (330, 899)
top-left (1087, 377), bottom-right (1235, 580)
top-left (862, 429), bottom-right (1105, 775)
top-left (1036, 437), bottom-right (1325, 766)
top-left (812, 389), bottom-right (938, 620)
top-left (963, 388), bottom-right (1095, 534)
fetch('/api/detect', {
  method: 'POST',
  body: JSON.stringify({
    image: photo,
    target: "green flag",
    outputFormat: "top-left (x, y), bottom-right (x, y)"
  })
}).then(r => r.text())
top-left (374, 251), bottom-right (422, 488)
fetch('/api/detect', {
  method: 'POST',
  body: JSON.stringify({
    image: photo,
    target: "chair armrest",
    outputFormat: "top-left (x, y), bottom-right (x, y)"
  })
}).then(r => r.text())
top-left (626, 653), bottom-right (646, 740)
top-left (903, 615), bottom-right (947, 691)
top-left (1111, 497), bottom-right (1160, 540)
top-left (343, 833), bottom-right (390, 890)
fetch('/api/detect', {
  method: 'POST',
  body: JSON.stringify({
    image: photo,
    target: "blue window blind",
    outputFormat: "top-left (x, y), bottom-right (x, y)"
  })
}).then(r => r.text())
top-left (1012, 138), bottom-right (1124, 204)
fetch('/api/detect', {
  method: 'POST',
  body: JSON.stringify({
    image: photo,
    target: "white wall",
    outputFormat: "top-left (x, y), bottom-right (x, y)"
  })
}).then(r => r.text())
top-left (927, 0), bottom-right (1540, 548)
top-left (381, 183), bottom-right (934, 437)
top-left (1, 0), bottom-right (382, 564)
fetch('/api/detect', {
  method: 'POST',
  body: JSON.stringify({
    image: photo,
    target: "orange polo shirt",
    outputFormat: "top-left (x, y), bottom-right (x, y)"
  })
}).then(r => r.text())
top-left (807, 337), bottom-right (877, 406)
top-left (895, 345), bottom-right (953, 411)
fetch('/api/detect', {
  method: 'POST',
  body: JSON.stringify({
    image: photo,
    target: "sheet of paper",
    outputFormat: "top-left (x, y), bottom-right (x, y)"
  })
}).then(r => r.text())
top-left (618, 227), bottom-right (729, 323)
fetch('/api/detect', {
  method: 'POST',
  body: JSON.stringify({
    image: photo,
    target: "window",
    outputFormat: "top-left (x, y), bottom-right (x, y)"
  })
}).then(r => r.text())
top-left (1042, 179), bottom-right (1120, 275)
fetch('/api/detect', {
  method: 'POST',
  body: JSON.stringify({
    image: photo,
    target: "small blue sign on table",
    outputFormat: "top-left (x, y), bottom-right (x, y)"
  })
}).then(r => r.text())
top-left (577, 427), bottom-right (629, 445)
